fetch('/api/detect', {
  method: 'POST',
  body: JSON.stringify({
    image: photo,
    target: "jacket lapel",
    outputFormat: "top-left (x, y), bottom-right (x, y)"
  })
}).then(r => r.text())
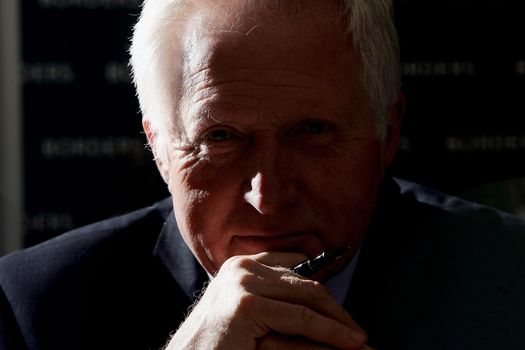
top-left (153, 210), bottom-right (208, 303)
top-left (343, 178), bottom-right (410, 347)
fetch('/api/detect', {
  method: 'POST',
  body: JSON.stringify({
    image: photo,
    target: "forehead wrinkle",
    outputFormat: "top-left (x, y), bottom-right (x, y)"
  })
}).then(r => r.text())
top-left (183, 58), bottom-right (328, 101)
top-left (182, 67), bottom-right (345, 127)
top-left (186, 66), bottom-right (327, 91)
top-left (180, 6), bottom-right (353, 90)
top-left (189, 82), bottom-right (324, 117)
top-left (190, 90), bottom-right (259, 112)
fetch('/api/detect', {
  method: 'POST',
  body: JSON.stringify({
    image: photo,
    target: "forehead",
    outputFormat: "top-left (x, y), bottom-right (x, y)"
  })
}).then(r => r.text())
top-left (181, 0), bottom-right (355, 75)
top-left (176, 0), bottom-right (369, 132)
top-left (187, 0), bottom-right (345, 31)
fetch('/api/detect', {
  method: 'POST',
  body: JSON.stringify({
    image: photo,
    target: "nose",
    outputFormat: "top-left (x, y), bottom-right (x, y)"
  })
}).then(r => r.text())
top-left (243, 146), bottom-right (295, 215)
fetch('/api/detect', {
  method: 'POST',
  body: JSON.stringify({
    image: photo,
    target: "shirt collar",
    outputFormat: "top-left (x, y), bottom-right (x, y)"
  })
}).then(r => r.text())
top-left (324, 246), bottom-right (362, 305)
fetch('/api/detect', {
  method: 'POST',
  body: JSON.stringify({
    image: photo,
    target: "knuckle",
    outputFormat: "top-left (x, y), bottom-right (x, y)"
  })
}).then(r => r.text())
top-left (237, 269), bottom-right (259, 289)
top-left (217, 257), bottom-right (260, 292)
top-left (221, 255), bottom-right (258, 274)
top-left (222, 255), bottom-right (243, 270)
top-left (236, 257), bottom-right (258, 272)
top-left (236, 291), bottom-right (259, 314)
top-left (295, 304), bottom-right (315, 325)
top-left (304, 279), bottom-right (329, 300)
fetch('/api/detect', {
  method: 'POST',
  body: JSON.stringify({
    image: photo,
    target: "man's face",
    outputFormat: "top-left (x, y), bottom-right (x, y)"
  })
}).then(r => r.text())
top-left (159, 1), bottom-right (398, 274)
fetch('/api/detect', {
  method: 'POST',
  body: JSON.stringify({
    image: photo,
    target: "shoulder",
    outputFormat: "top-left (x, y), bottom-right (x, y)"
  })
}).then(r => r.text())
top-left (392, 177), bottom-right (525, 236)
top-left (0, 196), bottom-right (172, 289)
top-left (397, 181), bottom-right (525, 348)
top-left (0, 197), bottom-right (173, 278)
top-left (0, 197), bottom-right (173, 294)
top-left (388, 177), bottom-right (525, 280)
top-left (0, 197), bottom-right (178, 349)
top-left (389, 177), bottom-right (525, 275)
top-left (374, 178), bottom-right (525, 347)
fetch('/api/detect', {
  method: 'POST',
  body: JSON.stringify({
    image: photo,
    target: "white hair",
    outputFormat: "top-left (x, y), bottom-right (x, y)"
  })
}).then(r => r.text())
top-left (129, 0), bottom-right (400, 162)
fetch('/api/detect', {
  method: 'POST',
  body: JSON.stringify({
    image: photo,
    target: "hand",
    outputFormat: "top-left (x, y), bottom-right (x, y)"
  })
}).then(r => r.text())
top-left (165, 252), bottom-right (367, 349)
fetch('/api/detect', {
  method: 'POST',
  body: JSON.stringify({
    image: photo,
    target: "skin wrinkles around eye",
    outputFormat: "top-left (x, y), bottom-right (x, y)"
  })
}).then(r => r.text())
top-left (285, 117), bottom-right (379, 161)
top-left (298, 119), bottom-right (331, 134)
top-left (206, 128), bottom-right (233, 142)
top-left (186, 113), bottom-right (368, 164)
top-left (289, 119), bottom-right (337, 146)
top-left (193, 124), bottom-right (250, 160)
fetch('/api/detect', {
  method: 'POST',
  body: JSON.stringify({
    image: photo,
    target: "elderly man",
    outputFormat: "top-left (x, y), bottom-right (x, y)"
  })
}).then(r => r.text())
top-left (1, 0), bottom-right (525, 349)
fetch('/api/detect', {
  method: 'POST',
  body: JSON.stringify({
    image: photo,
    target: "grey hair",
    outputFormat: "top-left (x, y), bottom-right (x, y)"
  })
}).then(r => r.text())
top-left (129, 0), bottom-right (400, 162)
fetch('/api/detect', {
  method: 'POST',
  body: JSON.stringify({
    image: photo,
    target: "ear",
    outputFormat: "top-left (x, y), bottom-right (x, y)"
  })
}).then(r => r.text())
top-left (142, 119), bottom-right (170, 184)
top-left (381, 91), bottom-right (406, 169)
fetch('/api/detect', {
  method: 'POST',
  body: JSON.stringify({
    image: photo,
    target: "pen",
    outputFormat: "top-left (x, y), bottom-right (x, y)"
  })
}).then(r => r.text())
top-left (292, 246), bottom-right (350, 277)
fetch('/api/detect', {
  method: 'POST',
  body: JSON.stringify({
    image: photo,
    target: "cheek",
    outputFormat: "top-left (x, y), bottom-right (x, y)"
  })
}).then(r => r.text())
top-left (306, 142), bottom-right (384, 240)
top-left (167, 156), bottom-right (241, 272)
top-left (310, 141), bottom-right (383, 195)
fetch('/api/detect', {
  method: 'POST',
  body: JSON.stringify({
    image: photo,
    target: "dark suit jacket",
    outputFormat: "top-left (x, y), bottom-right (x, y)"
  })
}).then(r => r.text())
top-left (1, 178), bottom-right (525, 349)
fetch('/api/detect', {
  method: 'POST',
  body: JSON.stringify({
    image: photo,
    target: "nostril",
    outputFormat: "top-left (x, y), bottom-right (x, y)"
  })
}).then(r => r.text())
top-left (244, 191), bottom-right (275, 215)
top-left (243, 172), bottom-right (281, 215)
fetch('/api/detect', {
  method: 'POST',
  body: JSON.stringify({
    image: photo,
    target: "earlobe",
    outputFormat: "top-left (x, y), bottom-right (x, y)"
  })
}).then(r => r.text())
top-left (142, 119), bottom-right (170, 184)
top-left (382, 91), bottom-right (406, 169)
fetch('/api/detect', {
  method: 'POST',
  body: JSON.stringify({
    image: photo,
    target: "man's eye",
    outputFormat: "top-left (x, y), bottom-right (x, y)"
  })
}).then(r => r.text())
top-left (300, 121), bottom-right (329, 134)
top-left (206, 129), bottom-right (231, 142)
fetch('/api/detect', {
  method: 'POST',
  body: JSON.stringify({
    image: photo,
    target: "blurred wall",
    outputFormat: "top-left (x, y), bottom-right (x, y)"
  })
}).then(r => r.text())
top-left (0, 0), bottom-right (22, 255)
top-left (21, 0), bottom-right (168, 248)
top-left (3, 0), bottom-right (525, 253)
top-left (392, 0), bottom-right (525, 216)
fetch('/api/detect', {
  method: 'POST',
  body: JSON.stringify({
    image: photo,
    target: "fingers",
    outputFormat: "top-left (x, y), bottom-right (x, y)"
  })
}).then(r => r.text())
top-left (258, 333), bottom-right (335, 350)
top-left (257, 271), bottom-right (362, 330)
top-left (170, 252), bottom-right (368, 350)
top-left (223, 255), bottom-right (364, 337)
top-left (216, 253), bottom-right (367, 348)
top-left (245, 296), bottom-right (366, 349)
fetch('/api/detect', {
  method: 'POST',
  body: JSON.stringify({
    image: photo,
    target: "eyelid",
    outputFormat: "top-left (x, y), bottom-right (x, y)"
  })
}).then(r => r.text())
top-left (199, 124), bottom-right (247, 143)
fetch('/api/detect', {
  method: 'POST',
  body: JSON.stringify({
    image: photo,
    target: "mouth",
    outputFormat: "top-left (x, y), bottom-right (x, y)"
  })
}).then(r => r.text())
top-left (232, 231), bottom-right (318, 254)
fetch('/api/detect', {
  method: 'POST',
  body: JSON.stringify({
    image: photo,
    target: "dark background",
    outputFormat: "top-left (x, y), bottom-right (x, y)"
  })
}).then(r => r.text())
top-left (21, 0), bottom-right (525, 247)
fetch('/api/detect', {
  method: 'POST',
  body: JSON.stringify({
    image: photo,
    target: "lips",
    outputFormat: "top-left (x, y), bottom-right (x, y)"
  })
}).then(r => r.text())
top-left (232, 230), bottom-right (318, 254)
top-left (238, 230), bottom-right (310, 238)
